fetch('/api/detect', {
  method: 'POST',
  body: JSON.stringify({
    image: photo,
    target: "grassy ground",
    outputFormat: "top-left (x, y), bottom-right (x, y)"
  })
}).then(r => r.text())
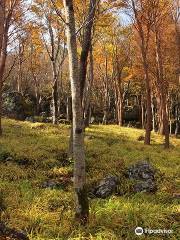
top-left (0, 118), bottom-right (179, 240)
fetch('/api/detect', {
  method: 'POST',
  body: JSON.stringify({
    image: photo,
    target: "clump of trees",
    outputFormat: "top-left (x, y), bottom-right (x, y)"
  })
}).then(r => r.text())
top-left (0, 0), bottom-right (179, 223)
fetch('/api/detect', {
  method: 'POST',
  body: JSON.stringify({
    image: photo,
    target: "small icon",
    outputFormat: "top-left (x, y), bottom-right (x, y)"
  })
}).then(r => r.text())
top-left (135, 227), bottom-right (144, 235)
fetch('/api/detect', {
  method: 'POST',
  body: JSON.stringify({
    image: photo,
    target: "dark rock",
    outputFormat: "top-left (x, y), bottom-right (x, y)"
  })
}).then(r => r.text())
top-left (126, 161), bottom-right (157, 193)
top-left (134, 179), bottom-right (157, 193)
top-left (0, 222), bottom-right (29, 240)
top-left (91, 176), bottom-right (119, 198)
top-left (126, 161), bottom-right (155, 181)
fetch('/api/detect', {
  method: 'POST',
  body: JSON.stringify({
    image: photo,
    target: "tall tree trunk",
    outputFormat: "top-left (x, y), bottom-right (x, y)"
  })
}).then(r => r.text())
top-left (17, 40), bottom-right (23, 93)
top-left (175, 21), bottom-right (180, 73)
top-left (102, 54), bottom-right (109, 125)
top-left (117, 78), bottom-right (123, 126)
top-left (51, 61), bottom-right (59, 124)
top-left (142, 52), bottom-right (152, 145)
top-left (117, 94), bottom-right (123, 126)
top-left (0, 1), bottom-right (4, 54)
top-left (79, 0), bottom-right (97, 102)
top-left (83, 45), bottom-right (94, 128)
top-left (33, 75), bottom-right (40, 115)
top-left (66, 96), bottom-right (72, 121)
top-left (152, 100), bottom-right (155, 132)
top-left (103, 107), bottom-right (108, 125)
top-left (52, 79), bottom-right (58, 124)
top-left (0, 79), bottom-right (3, 135)
top-left (103, 88), bottom-right (109, 125)
top-left (84, 106), bottom-right (91, 128)
top-left (63, 0), bottom-right (89, 224)
top-left (141, 95), bottom-right (145, 129)
top-left (0, 0), bottom-right (5, 135)
top-left (0, 0), bottom-right (16, 135)
top-left (0, 38), bottom-right (7, 136)
top-left (175, 104), bottom-right (180, 137)
top-left (131, 0), bottom-right (152, 144)
top-left (156, 93), bottom-right (163, 133)
top-left (0, 61), bottom-right (6, 135)
top-left (155, 29), bottom-right (169, 148)
top-left (35, 90), bottom-right (40, 115)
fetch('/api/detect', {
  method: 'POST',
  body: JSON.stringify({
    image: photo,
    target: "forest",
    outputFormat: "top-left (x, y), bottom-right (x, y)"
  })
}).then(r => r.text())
top-left (0, 0), bottom-right (179, 240)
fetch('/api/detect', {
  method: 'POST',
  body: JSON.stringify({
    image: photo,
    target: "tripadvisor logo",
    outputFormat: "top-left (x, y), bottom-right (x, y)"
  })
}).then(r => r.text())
top-left (135, 227), bottom-right (144, 235)
top-left (135, 227), bottom-right (173, 236)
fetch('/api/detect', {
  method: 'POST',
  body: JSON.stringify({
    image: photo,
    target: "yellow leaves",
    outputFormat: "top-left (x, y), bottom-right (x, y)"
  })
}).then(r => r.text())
top-left (123, 72), bottom-right (133, 82)
top-left (30, 27), bottom-right (42, 47)
top-left (104, 0), bottom-right (127, 9)
top-left (31, 4), bottom-right (40, 15)
top-left (53, 0), bottom-right (63, 8)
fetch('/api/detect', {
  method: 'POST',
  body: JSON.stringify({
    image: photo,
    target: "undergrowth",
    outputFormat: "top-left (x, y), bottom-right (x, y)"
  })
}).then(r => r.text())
top-left (0, 118), bottom-right (179, 240)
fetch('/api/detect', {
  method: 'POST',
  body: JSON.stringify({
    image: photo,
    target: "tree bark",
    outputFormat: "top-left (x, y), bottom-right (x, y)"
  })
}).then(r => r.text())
top-left (116, 67), bottom-right (123, 126)
top-left (102, 54), bottom-right (109, 125)
top-left (52, 77), bottom-right (58, 124)
top-left (175, 104), bottom-right (180, 137)
top-left (155, 29), bottom-right (169, 148)
top-left (66, 96), bottom-right (72, 121)
top-left (50, 57), bottom-right (59, 124)
top-left (17, 38), bottom-right (24, 93)
top-left (0, 0), bottom-right (5, 135)
top-left (175, 21), bottom-right (180, 73)
top-left (63, 0), bottom-right (89, 224)
top-left (36, 91), bottom-right (40, 115)
top-left (83, 45), bottom-right (94, 128)
top-left (131, 0), bottom-right (152, 144)
top-left (0, 0), bottom-right (17, 135)
top-left (141, 49), bottom-right (152, 145)
top-left (79, 0), bottom-right (97, 102)
top-left (0, 78), bottom-right (3, 135)
top-left (140, 95), bottom-right (145, 129)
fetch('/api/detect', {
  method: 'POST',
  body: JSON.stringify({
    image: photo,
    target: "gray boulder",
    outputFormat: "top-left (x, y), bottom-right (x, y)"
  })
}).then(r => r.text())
top-left (92, 176), bottom-right (119, 198)
top-left (126, 161), bottom-right (157, 193)
top-left (134, 179), bottom-right (157, 193)
top-left (126, 161), bottom-right (155, 180)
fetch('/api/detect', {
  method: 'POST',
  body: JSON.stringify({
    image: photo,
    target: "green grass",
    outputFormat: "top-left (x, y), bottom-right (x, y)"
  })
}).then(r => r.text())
top-left (0, 118), bottom-right (179, 240)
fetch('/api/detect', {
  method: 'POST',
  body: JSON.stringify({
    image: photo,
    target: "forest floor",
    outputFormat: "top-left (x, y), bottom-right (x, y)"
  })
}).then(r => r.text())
top-left (0, 118), bottom-right (179, 240)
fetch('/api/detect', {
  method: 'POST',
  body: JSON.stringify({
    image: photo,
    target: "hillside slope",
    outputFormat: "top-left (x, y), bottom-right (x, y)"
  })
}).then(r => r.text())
top-left (0, 119), bottom-right (179, 240)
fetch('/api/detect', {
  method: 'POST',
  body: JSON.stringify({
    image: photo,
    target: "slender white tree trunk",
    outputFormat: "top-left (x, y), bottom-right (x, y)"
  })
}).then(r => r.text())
top-left (63, 0), bottom-right (89, 224)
